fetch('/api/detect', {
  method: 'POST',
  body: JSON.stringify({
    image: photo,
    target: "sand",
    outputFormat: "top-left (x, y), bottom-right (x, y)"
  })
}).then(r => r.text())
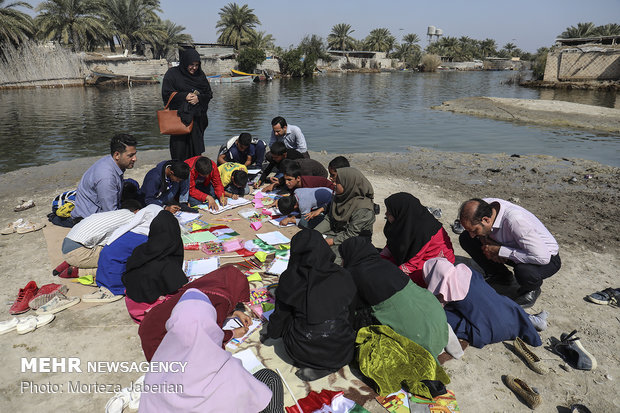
top-left (0, 146), bottom-right (618, 412)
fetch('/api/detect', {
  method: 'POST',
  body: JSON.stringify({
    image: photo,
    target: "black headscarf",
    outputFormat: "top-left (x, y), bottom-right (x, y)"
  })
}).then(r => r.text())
top-left (339, 237), bottom-right (409, 306)
top-left (161, 49), bottom-right (213, 124)
top-left (383, 192), bottom-right (442, 266)
top-left (122, 210), bottom-right (188, 303)
top-left (276, 229), bottom-right (357, 324)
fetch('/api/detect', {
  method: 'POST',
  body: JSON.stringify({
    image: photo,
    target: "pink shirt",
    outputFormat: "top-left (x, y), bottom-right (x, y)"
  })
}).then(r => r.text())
top-left (484, 198), bottom-right (559, 265)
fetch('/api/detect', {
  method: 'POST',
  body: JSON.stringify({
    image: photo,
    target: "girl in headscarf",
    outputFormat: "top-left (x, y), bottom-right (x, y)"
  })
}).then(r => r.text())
top-left (267, 229), bottom-right (357, 381)
top-left (138, 265), bottom-right (251, 361)
top-left (161, 48), bottom-right (213, 161)
top-left (314, 167), bottom-right (376, 263)
top-left (381, 192), bottom-right (455, 287)
top-left (140, 289), bottom-right (284, 413)
top-left (340, 237), bottom-right (448, 360)
top-left (122, 210), bottom-right (188, 304)
top-left (423, 257), bottom-right (542, 348)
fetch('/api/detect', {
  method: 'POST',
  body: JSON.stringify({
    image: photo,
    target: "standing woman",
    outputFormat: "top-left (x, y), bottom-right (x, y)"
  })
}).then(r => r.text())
top-left (314, 167), bottom-right (376, 263)
top-left (381, 192), bottom-right (455, 287)
top-left (161, 49), bottom-right (213, 161)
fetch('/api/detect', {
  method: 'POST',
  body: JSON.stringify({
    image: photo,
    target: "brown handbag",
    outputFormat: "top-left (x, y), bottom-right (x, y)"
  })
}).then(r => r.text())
top-left (157, 91), bottom-right (194, 135)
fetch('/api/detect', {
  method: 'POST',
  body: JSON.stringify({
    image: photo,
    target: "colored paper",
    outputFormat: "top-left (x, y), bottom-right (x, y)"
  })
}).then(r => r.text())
top-left (254, 251), bottom-right (267, 262)
top-left (250, 221), bottom-right (262, 230)
top-left (247, 273), bottom-right (262, 282)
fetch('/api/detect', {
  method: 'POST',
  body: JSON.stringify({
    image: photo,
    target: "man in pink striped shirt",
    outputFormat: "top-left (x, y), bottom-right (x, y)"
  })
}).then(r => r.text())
top-left (458, 198), bottom-right (561, 308)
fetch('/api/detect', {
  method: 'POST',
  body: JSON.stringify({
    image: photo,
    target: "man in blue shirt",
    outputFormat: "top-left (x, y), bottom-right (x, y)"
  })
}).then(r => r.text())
top-left (269, 116), bottom-right (309, 158)
top-left (142, 160), bottom-right (190, 211)
top-left (71, 134), bottom-right (137, 222)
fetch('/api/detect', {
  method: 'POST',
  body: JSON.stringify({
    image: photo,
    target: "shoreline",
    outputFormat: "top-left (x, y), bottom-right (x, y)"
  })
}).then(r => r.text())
top-left (0, 147), bottom-right (618, 411)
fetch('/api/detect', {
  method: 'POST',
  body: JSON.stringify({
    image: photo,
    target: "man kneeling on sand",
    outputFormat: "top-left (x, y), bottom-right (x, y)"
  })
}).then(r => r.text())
top-left (458, 198), bottom-right (561, 308)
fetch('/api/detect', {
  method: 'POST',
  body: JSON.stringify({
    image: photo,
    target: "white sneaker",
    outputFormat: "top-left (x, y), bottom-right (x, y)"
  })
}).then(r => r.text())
top-left (36, 296), bottom-right (80, 315)
top-left (16, 316), bottom-right (38, 334)
top-left (105, 388), bottom-right (131, 413)
top-left (82, 286), bottom-right (123, 303)
top-left (128, 375), bottom-right (145, 410)
top-left (0, 317), bottom-right (19, 334)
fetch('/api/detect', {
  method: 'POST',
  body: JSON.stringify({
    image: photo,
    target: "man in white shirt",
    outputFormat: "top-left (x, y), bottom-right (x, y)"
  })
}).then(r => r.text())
top-left (269, 116), bottom-right (309, 157)
top-left (458, 198), bottom-right (561, 308)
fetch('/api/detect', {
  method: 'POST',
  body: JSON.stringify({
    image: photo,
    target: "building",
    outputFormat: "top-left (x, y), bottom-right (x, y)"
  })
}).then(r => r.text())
top-left (543, 36), bottom-right (620, 82)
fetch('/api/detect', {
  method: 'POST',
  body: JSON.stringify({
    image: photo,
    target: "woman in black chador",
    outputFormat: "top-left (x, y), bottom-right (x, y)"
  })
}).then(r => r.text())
top-left (161, 49), bottom-right (213, 161)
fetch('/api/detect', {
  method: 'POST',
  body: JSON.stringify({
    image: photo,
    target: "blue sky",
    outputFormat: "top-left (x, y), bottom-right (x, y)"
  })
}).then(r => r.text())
top-left (26, 0), bottom-right (619, 52)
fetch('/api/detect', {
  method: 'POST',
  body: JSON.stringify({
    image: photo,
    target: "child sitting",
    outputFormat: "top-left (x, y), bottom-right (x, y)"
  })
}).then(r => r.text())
top-left (217, 133), bottom-right (266, 168)
top-left (327, 156), bottom-right (350, 183)
top-left (217, 162), bottom-right (250, 199)
top-left (283, 162), bottom-right (334, 192)
top-left (277, 186), bottom-right (332, 229)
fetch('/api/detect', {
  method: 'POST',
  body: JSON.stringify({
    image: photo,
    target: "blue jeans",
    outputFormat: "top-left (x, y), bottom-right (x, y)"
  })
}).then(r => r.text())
top-left (188, 182), bottom-right (216, 206)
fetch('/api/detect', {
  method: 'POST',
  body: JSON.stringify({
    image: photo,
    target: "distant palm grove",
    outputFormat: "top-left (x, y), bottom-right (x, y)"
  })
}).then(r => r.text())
top-left (1, 0), bottom-right (618, 69)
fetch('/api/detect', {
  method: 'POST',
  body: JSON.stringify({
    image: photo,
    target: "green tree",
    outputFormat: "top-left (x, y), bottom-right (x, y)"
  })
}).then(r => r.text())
top-left (278, 47), bottom-right (315, 77)
top-left (35, 0), bottom-right (106, 51)
top-left (532, 47), bottom-right (549, 80)
top-left (559, 22), bottom-right (597, 39)
top-left (402, 33), bottom-right (421, 49)
top-left (237, 46), bottom-right (265, 73)
top-left (364, 28), bottom-right (395, 54)
top-left (299, 34), bottom-right (330, 61)
top-left (594, 23), bottom-right (620, 36)
top-left (502, 42), bottom-right (517, 56)
top-left (153, 19), bottom-right (192, 60)
top-left (392, 43), bottom-right (421, 68)
top-left (101, 0), bottom-right (164, 54)
top-left (246, 30), bottom-right (275, 50)
top-left (0, 0), bottom-right (34, 45)
top-left (327, 23), bottom-right (356, 51)
top-left (479, 38), bottom-right (497, 58)
top-left (216, 2), bottom-right (260, 50)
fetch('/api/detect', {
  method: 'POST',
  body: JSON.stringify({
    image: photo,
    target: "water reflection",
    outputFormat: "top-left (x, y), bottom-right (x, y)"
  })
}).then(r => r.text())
top-left (0, 71), bottom-right (618, 173)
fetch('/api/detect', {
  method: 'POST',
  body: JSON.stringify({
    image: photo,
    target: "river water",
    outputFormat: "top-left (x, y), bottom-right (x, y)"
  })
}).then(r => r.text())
top-left (0, 71), bottom-right (618, 173)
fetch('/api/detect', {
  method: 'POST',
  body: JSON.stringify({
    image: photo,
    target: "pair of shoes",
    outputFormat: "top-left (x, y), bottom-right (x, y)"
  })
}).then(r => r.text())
top-left (514, 288), bottom-right (541, 309)
top-left (53, 261), bottom-right (70, 276)
top-left (554, 330), bottom-right (597, 370)
top-left (36, 295), bottom-right (81, 315)
top-left (82, 286), bottom-right (123, 303)
top-left (586, 287), bottom-right (620, 307)
top-left (528, 310), bottom-right (549, 332)
top-left (15, 314), bottom-right (55, 334)
top-left (570, 403), bottom-right (592, 413)
top-left (15, 220), bottom-right (46, 234)
top-left (14, 199), bottom-right (35, 212)
top-left (28, 283), bottom-right (69, 310)
top-left (0, 317), bottom-right (20, 334)
top-left (58, 265), bottom-right (79, 278)
top-left (514, 337), bottom-right (547, 374)
top-left (451, 219), bottom-right (464, 234)
top-left (1, 218), bottom-right (24, 235)
top-left (9, 281), bottom-right (38, 315)
top-left (504, 375), bottom-right (542, 409)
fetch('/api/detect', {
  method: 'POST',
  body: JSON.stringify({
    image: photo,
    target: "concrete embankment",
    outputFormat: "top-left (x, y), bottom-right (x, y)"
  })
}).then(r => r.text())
top-left (431, 96), bottom-right (620, 133)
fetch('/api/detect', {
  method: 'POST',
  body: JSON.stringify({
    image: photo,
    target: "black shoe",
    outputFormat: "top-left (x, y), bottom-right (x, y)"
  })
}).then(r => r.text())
top-left (514, 288), bottom-right (541, 309)
top-left (484, 273), bottom-right (514, 286)
top-left (294, 367), bottom-right (335, 382)
top-left (554, 330), bottom-right (597, 371)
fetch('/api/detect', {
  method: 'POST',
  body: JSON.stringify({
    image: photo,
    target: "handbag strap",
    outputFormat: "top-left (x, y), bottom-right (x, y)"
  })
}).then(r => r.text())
top-left (164, 91), bottom-right (178, 109)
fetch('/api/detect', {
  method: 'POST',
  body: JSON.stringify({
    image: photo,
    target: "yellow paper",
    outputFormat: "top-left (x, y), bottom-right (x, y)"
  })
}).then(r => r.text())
top-left (279, 244), bottom-right (291, 250)
top-left (71, 275), bottom-right (95, 285)
top-left (254, 251), bottom-right (267, 262)
top-left (192, 223), bottom-right (202, 231)
top-left (247, 273), bottom-right (262, 282)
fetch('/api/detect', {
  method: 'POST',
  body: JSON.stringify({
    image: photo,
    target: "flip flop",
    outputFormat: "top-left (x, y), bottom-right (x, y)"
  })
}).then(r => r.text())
top-left (16, 221), bottom-right (46, 234)
top-left (1, 218), bottom-right (24, 235)
top-left (586, 288), bottom-right (620, 306)
top-left (14, 200), bottom-right (35, 212)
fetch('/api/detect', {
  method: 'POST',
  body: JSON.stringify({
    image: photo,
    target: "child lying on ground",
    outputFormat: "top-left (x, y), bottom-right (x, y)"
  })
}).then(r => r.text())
top-left (217, 162), bottom-right (250, 199)
top-left (276, 187), bottom-right (333, 229)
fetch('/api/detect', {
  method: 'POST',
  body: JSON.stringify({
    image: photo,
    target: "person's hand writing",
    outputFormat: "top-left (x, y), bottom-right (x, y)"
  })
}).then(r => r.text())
top-left (304, 208), bottom-right (323, 221)
top-left (231, 194), bottom-right (239, 200)
top-left (233, 310), bottom-right (252, 328)
top-left (220, 196), bottom-right (228, 206)
top-left (279, 216), bottom-right (296, 226)
top-left (253, 180), bottom-right (262, 189)
top-left (232, 326), bottom-right (248, 338)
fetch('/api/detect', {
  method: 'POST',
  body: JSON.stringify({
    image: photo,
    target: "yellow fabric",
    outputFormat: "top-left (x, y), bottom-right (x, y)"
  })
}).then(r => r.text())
top-left (56, 202), bottom-right (75, 217)
top-left (356, 325), bottom-right (450, 398)
top-left (218, 162), bottom-right (248, 187)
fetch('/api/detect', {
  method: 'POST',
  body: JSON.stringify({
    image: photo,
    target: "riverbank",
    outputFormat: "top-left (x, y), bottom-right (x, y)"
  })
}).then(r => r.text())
top-left (431, 97), bottom-right (620, 133)
top-left (0, 147), bottom-right (618, 412)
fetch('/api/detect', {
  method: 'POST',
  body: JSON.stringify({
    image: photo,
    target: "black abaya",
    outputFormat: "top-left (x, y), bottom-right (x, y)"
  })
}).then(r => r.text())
top-left (161, 49), bottom-right (213, 161)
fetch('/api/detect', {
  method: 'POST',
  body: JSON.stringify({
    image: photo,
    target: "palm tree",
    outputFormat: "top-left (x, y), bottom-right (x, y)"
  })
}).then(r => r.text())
top-left (559, 22), bottom-right (597, 39)
top-left (594, 23), bottom-right (620, 36)
top-left (479, 38), bottom-right (497, 58)
top-left (327, 23), bottom-right (355, 51)
top-left (402, 33), bottom-right (421, 51)
top-left (0, 0), bottom-right (34, 45)
top-left (153, 19), bottom-right (192, 60)
top-left (101, 0), bottom-right (164, 54)
top-left (247, 30), bottom-right (275, 50)
top-left (502, 42), bottom-right (517, 56)
top-left (364, 28), bottom-right (395, 54)
top-left (35, 0), bottom-right (106, 52)
top-left (299, 34), bottom-right (330, 61)
top-left (216, 2), bottom-right (260, 50)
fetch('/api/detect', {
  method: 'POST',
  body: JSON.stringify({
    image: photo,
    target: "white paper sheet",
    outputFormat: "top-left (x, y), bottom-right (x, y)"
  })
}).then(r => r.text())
top-left (256, 231), bottom-right (291, 245)
top-left (174, 211), bottom-right (201, 224)
top-left (225, 318), bottom-right (262, 350)
top-left (196, 197), bottom-right (251, 215)
top-left (183, 257), bottom-right (219, 277)
top-left (265, 256), bottom-right (289, 276)
top-left (231, 349), bottom-right (266, 373)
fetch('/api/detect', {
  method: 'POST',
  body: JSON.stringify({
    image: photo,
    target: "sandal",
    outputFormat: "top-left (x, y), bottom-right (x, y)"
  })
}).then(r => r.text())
top-left (15, 221), bottom-right (46, 234)
top-left (586, 288), bottom-right (620, 306)
top-left (1, 218), bottom-right (24, 235)
top-left (14, 199), bottom-right (35, 212)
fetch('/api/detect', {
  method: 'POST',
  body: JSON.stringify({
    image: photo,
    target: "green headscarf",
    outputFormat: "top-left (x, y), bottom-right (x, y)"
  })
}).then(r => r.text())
top-left (331, 167), bottom-right (374, 225)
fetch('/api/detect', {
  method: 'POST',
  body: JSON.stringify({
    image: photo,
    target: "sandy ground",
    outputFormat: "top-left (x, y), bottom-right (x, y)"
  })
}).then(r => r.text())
top-left (431, 97), bottom-right (620, 134)
top-left (0, 146), bottom-right (618, 412)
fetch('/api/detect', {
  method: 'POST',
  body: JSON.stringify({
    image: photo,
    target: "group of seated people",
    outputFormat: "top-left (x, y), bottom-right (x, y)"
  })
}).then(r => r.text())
top-left (50, 126), bottom-right (562, 410)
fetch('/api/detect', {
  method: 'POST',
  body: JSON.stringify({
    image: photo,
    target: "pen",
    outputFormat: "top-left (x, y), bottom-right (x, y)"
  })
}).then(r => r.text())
top-left (234, 318), bottom-right (243, 328)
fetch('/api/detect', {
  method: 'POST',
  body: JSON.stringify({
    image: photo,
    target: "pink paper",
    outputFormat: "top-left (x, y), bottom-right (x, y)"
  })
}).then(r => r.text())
top-left (251, 221), bottom-right (262, 231)
top-left (254, 192), bottom-right (264, 199)
top-left (222, 239), bottom-right (243, 252)
top-left (254, 200), bottom-right (263, 208)
top-left (262, 208), bottom-right (272, 216)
